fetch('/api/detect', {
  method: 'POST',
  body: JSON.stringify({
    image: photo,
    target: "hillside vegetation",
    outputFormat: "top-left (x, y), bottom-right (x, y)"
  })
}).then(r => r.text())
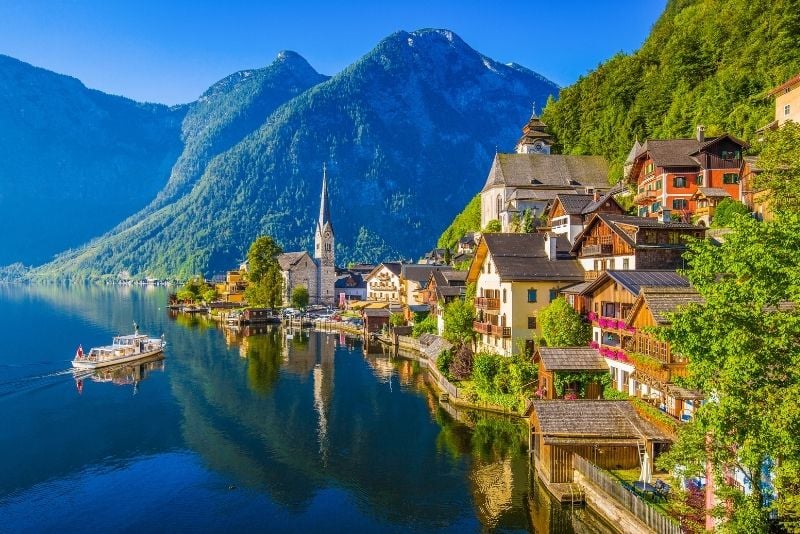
top-left (437, 195), bottom-right (481, 250)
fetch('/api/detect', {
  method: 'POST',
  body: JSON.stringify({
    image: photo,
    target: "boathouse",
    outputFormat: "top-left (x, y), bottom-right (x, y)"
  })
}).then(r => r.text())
top-left (534, 347), bottom-right (609, 400)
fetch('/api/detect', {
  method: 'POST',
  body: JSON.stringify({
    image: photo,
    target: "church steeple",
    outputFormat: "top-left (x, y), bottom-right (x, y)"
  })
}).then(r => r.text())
top-left (318, 162), bottom-right (332, 232)
top-left (314, 163), bottom-right (334, 266)
top-left (515, 102), bottom-right (554, 154)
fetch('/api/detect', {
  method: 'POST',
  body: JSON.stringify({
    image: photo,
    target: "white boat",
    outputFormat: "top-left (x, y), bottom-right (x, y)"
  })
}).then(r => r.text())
top-left (72, 327), bottom-right (166, 370)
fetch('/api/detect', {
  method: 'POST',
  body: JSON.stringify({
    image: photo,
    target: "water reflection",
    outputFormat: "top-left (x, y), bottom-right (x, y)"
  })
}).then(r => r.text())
top-left (73, 354), bottom-right (165, 395)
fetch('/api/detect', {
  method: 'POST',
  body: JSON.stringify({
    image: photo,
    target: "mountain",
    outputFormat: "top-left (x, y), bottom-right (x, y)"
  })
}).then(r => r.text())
top-left (540, 0), bottom-right (800, 178)
top-left (37, 29), bottom-right (559, 279)
top-left (0, 54), bottom-right (186, 266)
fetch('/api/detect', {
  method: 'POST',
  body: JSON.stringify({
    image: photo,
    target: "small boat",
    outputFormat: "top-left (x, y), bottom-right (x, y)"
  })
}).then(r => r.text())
top-left (72, 325), bottom-right (166, 370)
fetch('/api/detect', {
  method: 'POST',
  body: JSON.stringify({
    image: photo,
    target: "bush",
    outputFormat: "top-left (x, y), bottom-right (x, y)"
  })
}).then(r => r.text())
top-left (412, 314), bottom-right (437, 337)
top-left (436, 349), bottom-right (454, 381)
top-left (389, 312), bottom-right (406, 328)
top-left (449, 344), bottom-right (474, 380)
top-left (539, 297), bottom-right (591, 347)
top-left (711, 198), bottom-right (750, 228)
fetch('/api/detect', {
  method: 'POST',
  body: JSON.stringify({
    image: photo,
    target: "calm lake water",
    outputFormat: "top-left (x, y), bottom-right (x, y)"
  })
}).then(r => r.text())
top-left (0, 284), bottom-right (610, 533)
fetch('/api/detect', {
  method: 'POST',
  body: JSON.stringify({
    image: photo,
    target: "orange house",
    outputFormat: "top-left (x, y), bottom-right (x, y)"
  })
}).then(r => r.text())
top-left (626, 127), bottom-right (749, 221)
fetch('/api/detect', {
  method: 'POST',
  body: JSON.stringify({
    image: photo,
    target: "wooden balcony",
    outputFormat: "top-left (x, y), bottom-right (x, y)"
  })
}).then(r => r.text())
top-left (694, 205), bottom-right (713, 218)
top-left (473, 321), bottom-right (510, 337)
top-left (473, 321), bottom-right (491, 335)
top-left (584, 270), bottom-right (601, 281)
top-left (490, 325), bottom-right (511, 338)
top-left (634, 191), bottom-right (657, 205)
top-left (475, 297), bottom-right (500, 311)
top-left (582, 243), bottom-right (613, 256)
top-left (699, 153), bottom-right (742, 170)
top-left (622, 332), bottom-right (686, 365)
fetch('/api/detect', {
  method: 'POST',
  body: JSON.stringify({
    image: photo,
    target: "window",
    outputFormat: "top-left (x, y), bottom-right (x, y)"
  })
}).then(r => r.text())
top-left (638, 207), bottom-right (647, 217)
top-left (502, 288), bottom-right (506, 303)
top-left (695, 174), bottom-right (703, 186)
top-left (651, 201), bottom-right (662, 213)
top-left (549, 289), bottom-right (558, 302)
top-left (496, 195), bottom-right (502, 218)
top-left (655, 180), bottom-right (663, 190)
top-left (785, 104), bottom-right (791, 116)
top-left (527, 289), bottom-right (537, 303)
top-left (721, 150), bottom-right (740, 160)
top-left (673, 176), bottom-right (687, 188)
top-left (622, 258), bottom-right (630, 270)
top-left (723, 173), bottom-right (740, 184)
top-left (645, 162), bottom-right (654, 174)
top-left (673, 198), bottom-right (688, 210)
top-left (528, 316), bottom-right (537, 329)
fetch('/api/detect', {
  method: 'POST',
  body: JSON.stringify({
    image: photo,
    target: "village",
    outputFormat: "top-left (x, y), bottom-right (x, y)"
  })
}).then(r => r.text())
top-left (168, 71), bottom-right (800, 533)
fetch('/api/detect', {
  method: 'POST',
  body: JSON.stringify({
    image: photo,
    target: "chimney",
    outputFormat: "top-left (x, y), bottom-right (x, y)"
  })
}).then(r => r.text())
top-left (545, 233), bottom-right (558, 260)
top-left (593, 190), bottom-right (599, 202)
top-left (660, 209), bottom-right (672, 223)
top-left (696, 125), bottom-right (705, 143)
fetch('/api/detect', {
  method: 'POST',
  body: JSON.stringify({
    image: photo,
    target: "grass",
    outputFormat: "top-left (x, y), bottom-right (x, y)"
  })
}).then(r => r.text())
top-left (608, 467), bottom-right (677, 518)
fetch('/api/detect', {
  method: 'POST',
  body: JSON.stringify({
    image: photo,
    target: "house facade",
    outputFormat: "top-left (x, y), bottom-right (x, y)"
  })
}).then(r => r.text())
top-left (626, 128), bottom-right (749, 219)
top-left (420, 269), bottom-right (467, 335)
top-left (365, 263), bottom-right (402, 303)
top-left (547, 188), bottom-right (625, 244)
top-left (467, 233), bottom-right (584, 356)
top-left (766, 72), bottom-right (800, 128)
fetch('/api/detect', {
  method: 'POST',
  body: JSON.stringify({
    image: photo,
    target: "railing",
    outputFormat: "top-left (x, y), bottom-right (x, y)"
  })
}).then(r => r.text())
top-left (584, 270), bottom-right (601, 281)
top-left (623, 333), bottom-right (682, 364)
top-left (475, 297), bottom-right (500, 311)
top-left (634, 191), bottom-right (657, 205)
top-left (582, 243), bottom-right (613, 256)
top-left (573, 455), bottom-right (682, 534)
top-left (473, 321), bottom-right (492, 335)
top-left (490, 325), bottom-right (511, 338)
top-left (700, 153), bottom-right (742, 170)
top-left (370, 283), bottom-right (397, 290)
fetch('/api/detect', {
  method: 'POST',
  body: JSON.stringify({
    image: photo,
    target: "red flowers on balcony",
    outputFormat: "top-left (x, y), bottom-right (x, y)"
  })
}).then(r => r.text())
top-left (599, 347), bottom-right (629, 362)
top-left (587, 311), bottom-right (597, 322)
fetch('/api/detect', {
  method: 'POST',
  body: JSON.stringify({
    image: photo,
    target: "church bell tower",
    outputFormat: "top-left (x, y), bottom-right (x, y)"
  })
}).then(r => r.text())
top-left (314, 164), bottom-right (335, 305)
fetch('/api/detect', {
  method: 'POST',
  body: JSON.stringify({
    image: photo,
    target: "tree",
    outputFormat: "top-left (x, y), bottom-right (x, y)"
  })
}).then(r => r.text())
top-left (658, 213), bottom-right (800, 531)
top-left (291, 285), bottom-right (309, 310)
top-left (449, 344), bottom-right (474, 380)
top-left (482, 219), bottom-right (502, 233)
top-left (201, 287), bottom-right (219, 304)
top-left (755, 121), bottom-right (800, 215)
top-left (244, 236), bottom-right (283, 308)
top-left (711, 198), bottom-right (750, 228)
top-left (539, 297), bottom-right (591, 347)
top-left (176, 276), bottom-right (206, 303)
top-left (412, 314), bottom-right (437, 337)
top-left (389, 312), bottom-right (405, 328)
top-left (443, 298), bottom-right (476, 344)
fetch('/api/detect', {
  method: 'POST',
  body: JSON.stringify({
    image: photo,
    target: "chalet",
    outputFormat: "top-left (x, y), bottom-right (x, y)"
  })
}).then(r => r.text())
top-left (625, 127), bottom-right (749, 218)
top-left (362, 307), bottom-right (391, 334)
top-left (528, 400), bottom-right (671, 486)
top-left (571, 213), bottom-right (705, 279)
top-left (467, 233), bottom-right (584, 356)
top-left (334, 272), bottom-right (367, 306)
top-left (215, 266), bottom-right (247, 303)
top-left (534, 348), bottom-right (608, 400)
top-left (762, 71), bottom-right (800, 130)
top-left (480, 154), bottom-right (611, 232)
top-left (420, 248), bottom-right (448, 265)
top-left (365, 263), bottom-right (403, 303)
top-left (547, 186), bottom-right (625, 243)
top-left (618, 287), bottom-right (705, 423)
top-left (400, 264), bottom-right (443, 310)
top-left (457, 233), bottom-right (478, 254)
top-left (690, 187), bottom-right (732, 226)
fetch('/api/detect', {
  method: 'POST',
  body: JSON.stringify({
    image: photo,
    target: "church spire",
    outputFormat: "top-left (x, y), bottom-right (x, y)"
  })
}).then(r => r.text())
top-left (318, 162), bottom-right (332, 231)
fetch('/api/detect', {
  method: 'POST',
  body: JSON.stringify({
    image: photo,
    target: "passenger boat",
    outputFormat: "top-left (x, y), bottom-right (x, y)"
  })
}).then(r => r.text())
top-left (72, 325), bottom-right (166, 370)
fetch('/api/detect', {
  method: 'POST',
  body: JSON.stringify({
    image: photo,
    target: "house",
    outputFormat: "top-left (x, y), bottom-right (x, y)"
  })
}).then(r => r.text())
top-left (547, 186), bottom-right (625, 243)
top-left (571, 213), bottom-right (705, 279)
top-left (215, 266), bottom-right (247, 303)
top-left (534, 348), bottom-right (608, 400)
top-left (467, 233), bottom-right (584, 356)
top-left (457, 233), bottom-right (478, 254)
top-left (419, 248), bottom-right (448, 265)
top-left (617, 287), bottom-right (705, 423)
top-left (574, 269), bottom-right (690, 352)
top-left (400, 264), bottom-right (443, 309)
top-left (334, 272), bottom-right (367, 307)
top-left (528, 400), bottom-right (671, 486)
top-left (762, 71), bottom-right (800, 130)
top-left (420, 269), bottom-right (467, 334)
top-left (365, 262), bottom-right (403, 303)
top-left (690, 187), bottom-right (732, 227)
top-left (277, 168), bottom-right (337, 305)
top-left (362, 307), bottom-right (391, 334)
top-left (626, 127), bottom-right (749, 218)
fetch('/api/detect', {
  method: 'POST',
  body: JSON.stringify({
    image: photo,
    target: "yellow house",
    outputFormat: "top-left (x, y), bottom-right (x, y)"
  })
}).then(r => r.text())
top-left (215, 269), bottom-right (247, 303)
top-left (466, 233), bottom-right (584, 356)
top-left (768, 72), bottom-right (800, 128)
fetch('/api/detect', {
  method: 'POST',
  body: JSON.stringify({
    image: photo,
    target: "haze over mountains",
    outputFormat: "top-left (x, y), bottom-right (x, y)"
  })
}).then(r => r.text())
top-left (0, 29), bottom-right (559, 278)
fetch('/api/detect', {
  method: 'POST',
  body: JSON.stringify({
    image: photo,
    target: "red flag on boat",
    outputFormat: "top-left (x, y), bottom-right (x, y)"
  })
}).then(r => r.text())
top-left (76, 345), bottom-right (84, 358)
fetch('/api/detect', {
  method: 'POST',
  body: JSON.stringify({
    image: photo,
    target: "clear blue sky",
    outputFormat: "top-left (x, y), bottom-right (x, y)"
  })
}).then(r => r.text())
top-left (0, 0), bottom-right (667, 105)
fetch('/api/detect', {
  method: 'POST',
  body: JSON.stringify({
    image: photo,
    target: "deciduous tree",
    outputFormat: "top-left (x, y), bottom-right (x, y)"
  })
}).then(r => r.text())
top-left (539, 297), bottom-right (590, 347)
top-left (244, 236), bottom-right (283, 308)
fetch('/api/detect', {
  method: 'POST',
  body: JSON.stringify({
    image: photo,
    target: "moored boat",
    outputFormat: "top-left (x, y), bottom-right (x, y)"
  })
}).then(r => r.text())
top-left (72, 325), bottom-right (166, 370)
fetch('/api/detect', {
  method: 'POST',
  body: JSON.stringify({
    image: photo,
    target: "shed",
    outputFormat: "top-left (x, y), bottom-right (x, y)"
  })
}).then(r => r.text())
top-left (534, 347), bottom-right (609, 399)
top-left (362, 307), bottom-right (391, 334)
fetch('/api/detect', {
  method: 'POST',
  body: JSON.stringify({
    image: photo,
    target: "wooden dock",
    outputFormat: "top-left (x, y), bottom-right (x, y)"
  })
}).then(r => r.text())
top-left (534, 458), bottom-right (585, 504)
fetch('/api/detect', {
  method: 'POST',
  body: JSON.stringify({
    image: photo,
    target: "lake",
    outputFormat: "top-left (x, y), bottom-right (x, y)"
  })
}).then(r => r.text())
top-left (0, 284), bottom-right (609, 532)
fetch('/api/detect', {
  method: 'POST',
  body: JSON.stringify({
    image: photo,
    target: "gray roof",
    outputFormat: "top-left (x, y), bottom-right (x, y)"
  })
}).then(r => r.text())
top-left (379, 262), bottom-right (403, 277)
top-left (277, 251), bottom-right (312, 270)
top-left (583, 270), bottom-right (689, 297)
top-left (363, 308), bottom-right (391, 317)
top-left (560, 281), bottom-right (593, 294)
top-left (637, 287), bottom-right (704, 324)
top-left (537, 348), bottom-right (608, 371)
top-left (408, 304), bottom-right (430, 313)
top-left (401, 264), bottom-right (443, 283)
top-left (694, 187), bottom-right (731, 199)
top-left (531, 400), bottom-right (670, 441)
top-left (636, 135), bottom-right (749, 169)
top-left (334, 273), bottom-right (365, 289)
top-left (482, 233), bottom-right (585, 282)
top-left (482, 153), bottom-right (610, 192)
top-left (572, 213), bottom-right (704, 253)
top-left (555, 193), bottom-right (596, 215)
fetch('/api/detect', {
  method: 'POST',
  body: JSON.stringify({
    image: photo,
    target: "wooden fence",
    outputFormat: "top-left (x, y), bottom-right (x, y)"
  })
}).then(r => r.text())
top-left (573, 454), bottom-right (682, 534)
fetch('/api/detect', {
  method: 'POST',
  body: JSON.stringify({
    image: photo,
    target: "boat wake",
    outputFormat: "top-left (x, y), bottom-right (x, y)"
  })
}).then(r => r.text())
top-left (0, 368), bottom-right (78, 398)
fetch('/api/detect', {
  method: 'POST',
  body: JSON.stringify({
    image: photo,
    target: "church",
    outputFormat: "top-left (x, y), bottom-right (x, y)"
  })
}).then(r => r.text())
top-left (277, 166), bottom-right (336, 306)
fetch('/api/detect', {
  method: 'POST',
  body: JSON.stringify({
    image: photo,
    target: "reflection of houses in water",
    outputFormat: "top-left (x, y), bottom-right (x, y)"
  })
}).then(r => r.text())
top-left (470, 459), bottom-right (515, 527)
top-left (74, 355), bottom-right (165, 395)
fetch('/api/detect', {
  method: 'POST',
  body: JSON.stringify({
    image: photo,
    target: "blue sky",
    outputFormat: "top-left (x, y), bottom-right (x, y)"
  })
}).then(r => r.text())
top-left (0, 0), bottom-right (666, 105)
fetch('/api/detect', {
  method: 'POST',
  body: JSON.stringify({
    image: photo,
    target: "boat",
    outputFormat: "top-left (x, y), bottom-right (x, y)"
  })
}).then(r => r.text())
top-left (72, 325), bottom-right (166, 370)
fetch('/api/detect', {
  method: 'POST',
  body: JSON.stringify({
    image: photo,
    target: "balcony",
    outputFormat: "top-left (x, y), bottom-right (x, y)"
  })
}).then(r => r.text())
top-left (473, 321), bottom-right (491, 335)
top-left (475, 297), bottom-right (500, 310)
top-left (622, 332), bottom-right (686, 365)
top-left (634, 191), bottom-right (657, 205)
top-left (584, 270), bottom-right (601, 281)
top-left (473, 321), bottom-right (510, 337)
top-left (582, 243), bottom-right (613, 256)
top-left (699, 153), bottom-right (742, 170)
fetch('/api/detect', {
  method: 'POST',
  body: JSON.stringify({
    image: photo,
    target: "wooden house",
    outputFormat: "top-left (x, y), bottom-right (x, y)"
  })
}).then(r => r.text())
top-left (571, 213), bottom-right (705, 279)
top-left (690, 187), bottom-right (732, 227)
top-left (420, 269), bottom-right (467, 335)
top-left (547, 188), bottom-right (625, 243)
top-left (528, 400), bottom-right (671, 486)
top-left (362, 307), bottom-right (391, 334)
top-left (534, 348), bottom-right (609, 400)
top-left (625, 128), bottom-right (749, 218)
top-left (365, 263), bottom-right (403, 303)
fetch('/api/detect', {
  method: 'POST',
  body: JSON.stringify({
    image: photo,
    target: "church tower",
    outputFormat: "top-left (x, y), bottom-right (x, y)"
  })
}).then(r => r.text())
top-left (314, 164), bottom-right (336, 305)
top-left (515, 103), bottom-right (555, 154)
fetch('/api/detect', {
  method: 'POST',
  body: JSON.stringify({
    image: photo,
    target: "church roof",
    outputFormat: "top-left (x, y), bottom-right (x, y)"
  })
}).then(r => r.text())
top-left (277, 251), bottom-right (313, 270)
top-left (482, 153), bottom-right (610, 192)
top-left (318, 164), bottom-right (333, 233)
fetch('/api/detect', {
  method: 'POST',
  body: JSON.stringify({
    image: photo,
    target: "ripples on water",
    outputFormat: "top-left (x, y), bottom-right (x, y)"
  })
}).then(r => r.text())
top-left (0, 284), bottom-right (611, 532)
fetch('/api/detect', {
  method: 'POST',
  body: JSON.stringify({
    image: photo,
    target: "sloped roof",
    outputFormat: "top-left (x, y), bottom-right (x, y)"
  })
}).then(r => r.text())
top-left (482, 153), bottom-right (610, 192)
top-left (401, 264), bottom-right (443, 283)
top-left (768, 72), bottom-right (800, 96)
top-left (531, 400), bottom-right (670, 441)
top-left (367, 262), bottom-right (402, 280)
top-left (624, 140), bottom-right (643, 164)
top-left (571, 213), bottom-right (704, 253)
top-left (629, 286), bottom-right (705, 325)
top-left (693, 187), bottom-right (731, 199)
top-left (277, 251), bottom-right (313, 270)
top-left (363, 308), bottom-right (391, 317)
top-left (636, 136), bottom-right (749, 168)
top-left (536, 348), bottom-right (608, 371)
top-left (582, 270), bottom-right (689, 297)
top-left (555, 193), bottom-right (595, 215)
top-left (560, 281), bottom-right (593, 294)
top-left (334, 273), bottom-right (365, 289)
top-left (477, 233), bottom-right (584, 282)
